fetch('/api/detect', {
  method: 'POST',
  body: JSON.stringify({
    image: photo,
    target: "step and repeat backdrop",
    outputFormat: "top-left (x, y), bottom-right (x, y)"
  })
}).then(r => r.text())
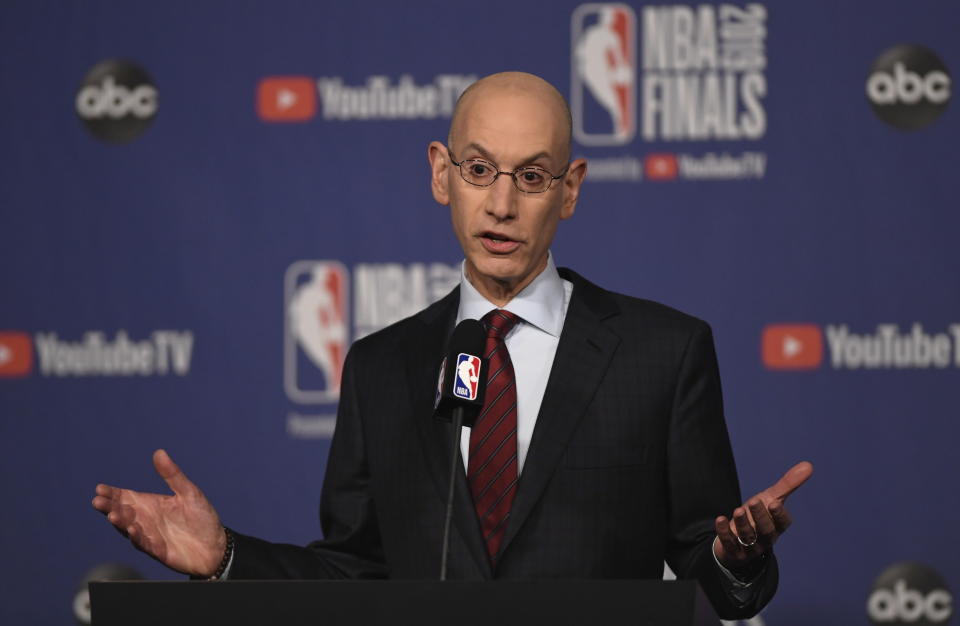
top-left (1, 1), bottom-right (957, 624)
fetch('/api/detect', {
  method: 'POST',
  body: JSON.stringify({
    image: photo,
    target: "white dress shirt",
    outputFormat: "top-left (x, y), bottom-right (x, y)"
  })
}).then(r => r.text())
top-left (455, 252), bottom-right (572, 473)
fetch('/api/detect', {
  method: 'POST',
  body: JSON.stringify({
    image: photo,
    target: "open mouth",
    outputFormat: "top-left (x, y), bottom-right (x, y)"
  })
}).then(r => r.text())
top-left (479, 231), bottom-right (521, 253)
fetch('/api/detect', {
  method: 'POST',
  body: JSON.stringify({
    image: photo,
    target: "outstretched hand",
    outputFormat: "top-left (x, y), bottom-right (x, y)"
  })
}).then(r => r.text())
top-left (713, 461), bottom-right (813, 575)
top-left (91, 449), bottom-right (226, 577)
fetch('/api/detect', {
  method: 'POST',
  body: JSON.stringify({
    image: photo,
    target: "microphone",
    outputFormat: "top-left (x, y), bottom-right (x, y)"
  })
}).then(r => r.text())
top-left (434, 319), bottom-right (487, 580)
top-left (433, 318), bottom-right (487, 427)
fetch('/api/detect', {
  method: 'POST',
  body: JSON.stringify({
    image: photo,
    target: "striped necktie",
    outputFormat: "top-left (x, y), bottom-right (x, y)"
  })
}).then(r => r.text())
top-left (468, 309), bottom-right (521, 562)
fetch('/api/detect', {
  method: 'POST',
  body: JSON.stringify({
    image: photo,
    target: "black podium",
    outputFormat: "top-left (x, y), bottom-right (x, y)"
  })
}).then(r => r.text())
top-left (89, 580), bottom-right (721, 626)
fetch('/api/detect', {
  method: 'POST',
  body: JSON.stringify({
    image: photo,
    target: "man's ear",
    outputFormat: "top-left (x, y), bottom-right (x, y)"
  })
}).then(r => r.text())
top-left (559, 157), bottom-right (587, 220)
top-left (427, 141), bottom-right (451, 206)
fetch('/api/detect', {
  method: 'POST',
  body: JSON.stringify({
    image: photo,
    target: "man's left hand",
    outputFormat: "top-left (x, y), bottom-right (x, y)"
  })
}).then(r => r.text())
top-left (713, 461), bottom-right (814, 576)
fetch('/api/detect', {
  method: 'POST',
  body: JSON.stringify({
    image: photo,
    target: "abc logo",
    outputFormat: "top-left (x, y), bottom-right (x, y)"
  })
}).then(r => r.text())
top-left (866, 44), bottom-right (951, 130)
top-left (76, 59), bottom-right (158, 143)
top-left (867, 562), bottom-right (953, 625)
top-left (72, 562), bottom-right (143, 624)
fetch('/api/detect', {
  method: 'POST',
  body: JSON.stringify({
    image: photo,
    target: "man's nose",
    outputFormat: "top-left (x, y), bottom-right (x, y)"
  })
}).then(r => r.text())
top-left (485, 173), bottom-right (519, 220)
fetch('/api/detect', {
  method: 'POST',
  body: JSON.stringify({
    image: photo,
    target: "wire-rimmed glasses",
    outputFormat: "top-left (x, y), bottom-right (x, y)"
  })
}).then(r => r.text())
top-left (448, 150), bottom-right (568, 193)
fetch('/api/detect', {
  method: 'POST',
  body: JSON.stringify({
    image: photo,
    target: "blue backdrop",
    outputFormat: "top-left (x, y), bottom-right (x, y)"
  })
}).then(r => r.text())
top-left (1, 1), bottom-right (957, 624)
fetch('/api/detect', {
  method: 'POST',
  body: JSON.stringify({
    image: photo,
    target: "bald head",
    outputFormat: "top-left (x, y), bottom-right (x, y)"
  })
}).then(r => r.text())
top-left (448, 72), bottom-right (573, 162)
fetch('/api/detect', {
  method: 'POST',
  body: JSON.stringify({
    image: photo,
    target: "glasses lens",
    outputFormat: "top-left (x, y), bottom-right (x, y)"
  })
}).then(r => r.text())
top-left (514, 167), bottom-right (551, 193)
top-left (460, 160), bottom-right (497, 186)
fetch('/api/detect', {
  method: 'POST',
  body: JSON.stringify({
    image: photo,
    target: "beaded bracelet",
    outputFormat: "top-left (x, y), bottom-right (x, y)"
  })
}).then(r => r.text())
top-left (208, 526), bottom-right (235, 580)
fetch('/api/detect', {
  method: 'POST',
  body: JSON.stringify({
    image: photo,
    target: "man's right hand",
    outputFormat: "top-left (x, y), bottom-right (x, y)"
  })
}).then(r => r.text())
top-left (91, 449), bottom-right (226, 577)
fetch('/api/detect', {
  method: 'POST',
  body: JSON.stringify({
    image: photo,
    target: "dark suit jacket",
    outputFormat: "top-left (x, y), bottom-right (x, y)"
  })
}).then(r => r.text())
top-left (231, 268), bottom-right (777, 619)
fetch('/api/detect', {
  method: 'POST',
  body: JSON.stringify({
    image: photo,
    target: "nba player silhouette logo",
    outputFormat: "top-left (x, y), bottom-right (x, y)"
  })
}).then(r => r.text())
top-left (454, 353), bottom-right (481, 401)
top-left (571, 3), bottom-right (637, 146)
top-left (285, 260), bottom-right (349, 403)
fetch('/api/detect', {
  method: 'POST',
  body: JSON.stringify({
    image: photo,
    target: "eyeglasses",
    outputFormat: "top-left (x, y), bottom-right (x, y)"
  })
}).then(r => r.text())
top-left (448, 149), bottom-right (568, 194)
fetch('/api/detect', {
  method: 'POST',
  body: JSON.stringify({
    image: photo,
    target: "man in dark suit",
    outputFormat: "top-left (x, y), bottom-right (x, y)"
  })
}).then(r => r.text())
top-left (93, 72), bottom-right (811, 620)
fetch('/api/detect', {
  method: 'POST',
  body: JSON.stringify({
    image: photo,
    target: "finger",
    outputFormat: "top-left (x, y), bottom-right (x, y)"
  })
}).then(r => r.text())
top-left (92, 495), bottom-right (114, 514)
top-left (107, 511), bottom-right (124, 527)
top-left (127, 522), bottom-right (144, 551)
top-left (96, 484), bottom-right (117, 498)
top-left (733, 507), bottom-right (758, 546)
top-left (107, 501), bottom-right (136, 529)
top-left (153, 449), bottom-right (195, 496)
top-left (127, 522), bottom-right (163, 562)
top-left (767, 461), bottom-right (814, 502)
top-left (714, 516), bottom-right (740, 556)
top-left (748, 499), bottom-right (776, 547)
top-left (93, 484), bottom-right (131, 513)
top-left (768, 501), bottom-right (793, 534)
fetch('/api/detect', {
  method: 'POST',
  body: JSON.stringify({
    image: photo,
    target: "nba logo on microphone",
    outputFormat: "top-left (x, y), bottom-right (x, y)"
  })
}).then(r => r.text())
top-left (454, 353), bottom-right (481, 401)
top-left (285, 260), bottom-right (349, 403)
top-left (571, 3), bottom-right (637, 146)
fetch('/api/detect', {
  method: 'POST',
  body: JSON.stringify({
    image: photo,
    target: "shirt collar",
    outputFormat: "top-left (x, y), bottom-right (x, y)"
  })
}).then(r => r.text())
top-left (456, 252), bottom-right (566, 337)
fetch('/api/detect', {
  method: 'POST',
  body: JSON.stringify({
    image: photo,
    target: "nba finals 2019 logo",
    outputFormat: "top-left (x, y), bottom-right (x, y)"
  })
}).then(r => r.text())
top-left (571, 3), bottom-right (770, 182)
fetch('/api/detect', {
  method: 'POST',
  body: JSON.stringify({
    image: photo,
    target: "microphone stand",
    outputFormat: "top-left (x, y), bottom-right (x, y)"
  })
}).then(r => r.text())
top-left (439, 406), bottom-right (464, 581)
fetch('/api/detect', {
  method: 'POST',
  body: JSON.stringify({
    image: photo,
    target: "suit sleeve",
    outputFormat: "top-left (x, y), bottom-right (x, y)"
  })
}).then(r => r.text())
top-left (664, 321), bottom-right (778, 619)
top-left (228, 344), bottom-right (389, 579)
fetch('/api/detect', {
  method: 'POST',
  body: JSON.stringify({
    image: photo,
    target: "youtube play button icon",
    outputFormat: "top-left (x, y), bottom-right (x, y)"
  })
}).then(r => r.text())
top-left (762, 324), bottom-right (823, 370)
top-left (257, 76), bottom-right (317, 122)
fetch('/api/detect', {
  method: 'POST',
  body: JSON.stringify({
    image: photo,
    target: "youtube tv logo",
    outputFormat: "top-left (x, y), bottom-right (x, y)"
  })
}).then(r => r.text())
top-left (762, 324), bottom-right (823, 370)
top-left (644, 153), bottom-right (678, 181)
top-left (0, 331), bottom-right (33, 377)
top-left (257, 77), bottom-right (316, 122)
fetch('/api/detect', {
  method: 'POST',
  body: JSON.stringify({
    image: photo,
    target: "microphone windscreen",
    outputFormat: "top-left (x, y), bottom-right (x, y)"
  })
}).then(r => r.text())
top-left (447, 318), bottom-right (485, 358)
top-left (433, 319), bottom-right (487, 425)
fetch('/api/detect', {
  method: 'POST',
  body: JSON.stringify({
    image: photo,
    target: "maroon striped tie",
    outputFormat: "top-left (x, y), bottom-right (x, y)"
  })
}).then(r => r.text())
top-left (468, 309), bottom-right (521, 562)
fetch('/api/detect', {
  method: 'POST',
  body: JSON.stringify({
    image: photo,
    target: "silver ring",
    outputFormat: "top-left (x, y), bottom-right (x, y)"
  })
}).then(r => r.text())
top-left (737, 534), bottom-right (758, 548)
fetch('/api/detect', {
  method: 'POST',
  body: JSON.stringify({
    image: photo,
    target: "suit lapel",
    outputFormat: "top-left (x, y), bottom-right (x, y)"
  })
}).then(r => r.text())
top-left (407, 287), bottom-right (493, 578)
top-left (497, 270), bottom-right (621, 559)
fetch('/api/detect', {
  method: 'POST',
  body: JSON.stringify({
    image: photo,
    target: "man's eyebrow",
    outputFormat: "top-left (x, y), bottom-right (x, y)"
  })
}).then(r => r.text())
top-left (518, 151), bottom-right (552, 166)
top-left (461, 143), bottom-right (497, 162)
top-left (461, 143), bottom-right (553, 167)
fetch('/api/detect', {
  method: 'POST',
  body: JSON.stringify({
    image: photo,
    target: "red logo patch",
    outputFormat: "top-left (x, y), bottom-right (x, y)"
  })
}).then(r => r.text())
top-left (0, 332), bottom-right (33, 377)
top-left (257, 77), bottom-right (317, 122)
top-left (644, 153), bottom-right (678, 180)
top-left (762, 324), bottom-right (823, 370)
